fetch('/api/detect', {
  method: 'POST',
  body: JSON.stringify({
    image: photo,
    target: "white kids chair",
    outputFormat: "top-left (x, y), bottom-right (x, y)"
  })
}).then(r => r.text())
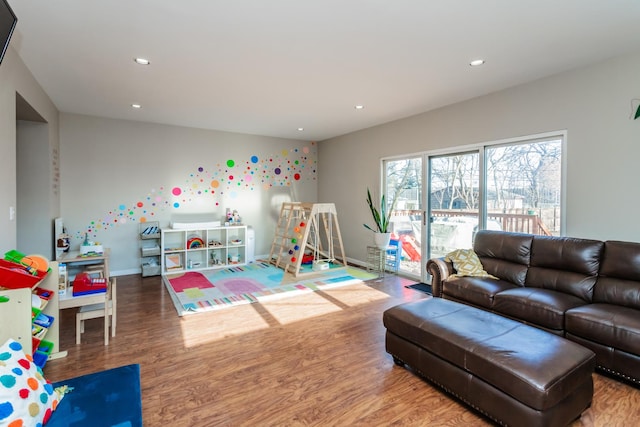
top-left (76, 277), bottom-right (117, 345)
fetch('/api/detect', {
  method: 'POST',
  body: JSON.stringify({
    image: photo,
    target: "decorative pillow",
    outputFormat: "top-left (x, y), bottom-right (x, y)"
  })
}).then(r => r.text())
top-left (0, 339), bottom-right (64, 426)
top-left (445, 248), bottom-right (497, 279)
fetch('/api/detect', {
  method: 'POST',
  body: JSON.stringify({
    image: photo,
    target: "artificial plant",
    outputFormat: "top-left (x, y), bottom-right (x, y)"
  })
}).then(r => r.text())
top-left (364, 188), bottom-right (398, 233)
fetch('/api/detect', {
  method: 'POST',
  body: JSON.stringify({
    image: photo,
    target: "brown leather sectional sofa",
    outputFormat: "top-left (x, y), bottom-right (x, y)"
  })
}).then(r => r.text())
top-left (426, 229), bottom-right (640, 385)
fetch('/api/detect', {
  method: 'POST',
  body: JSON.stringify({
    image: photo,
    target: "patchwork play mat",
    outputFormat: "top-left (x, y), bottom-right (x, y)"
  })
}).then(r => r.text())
top-left (163, 261), bottom-right (377, 315)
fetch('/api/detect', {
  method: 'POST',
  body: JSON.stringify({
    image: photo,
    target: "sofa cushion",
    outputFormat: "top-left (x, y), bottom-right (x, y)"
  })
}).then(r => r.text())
top-left (594, 241), bottom-right (640, 310)
top-left (473, 230), bottom-right (532, 286)
top-left (493, 288), bottom-right (588, 332)
top-left (566, 303), bottom-right (640, 355)
top-left (526, 235), bottom-right (603, 302)
top-left (443, 276), bottom-right (516, 309)
top-left (445, 248), bottom-right (497, 278)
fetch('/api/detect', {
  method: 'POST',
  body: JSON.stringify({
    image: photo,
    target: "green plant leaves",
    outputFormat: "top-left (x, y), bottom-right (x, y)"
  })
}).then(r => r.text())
top-left (365, 188), bottom-right (391, 233)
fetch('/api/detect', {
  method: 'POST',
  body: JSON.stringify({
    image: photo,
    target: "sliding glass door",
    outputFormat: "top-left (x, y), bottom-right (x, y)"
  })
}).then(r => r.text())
top-left (428, 151), bottom-right (480, 259)
top-left (383, 133), bottom-right (563, 282)
top-left (383, 157), bottom-right (422, 277)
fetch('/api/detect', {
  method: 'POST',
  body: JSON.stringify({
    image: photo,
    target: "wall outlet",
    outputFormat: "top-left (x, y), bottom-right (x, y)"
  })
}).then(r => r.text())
top-left (9, 206), bottom-right (15, 221)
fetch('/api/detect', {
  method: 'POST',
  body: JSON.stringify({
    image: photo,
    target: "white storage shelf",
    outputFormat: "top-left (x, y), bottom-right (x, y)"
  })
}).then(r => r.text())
top-left (161, 226), bottom-right (247, 274)
top-left (140, 221), bottom-right (161, 277)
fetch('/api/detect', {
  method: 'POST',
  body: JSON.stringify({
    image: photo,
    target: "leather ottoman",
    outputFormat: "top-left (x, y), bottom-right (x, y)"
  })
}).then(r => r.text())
top-left (383, 298), bottom-right (595, 427)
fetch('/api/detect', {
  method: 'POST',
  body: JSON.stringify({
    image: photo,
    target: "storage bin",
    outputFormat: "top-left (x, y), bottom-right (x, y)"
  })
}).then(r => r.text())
top-left (33, 312), bottom-right (54, 328)
top-left (0, 259), bottom-right (49, 289)
top-left (142, 264), bottom-right (161, 277)
top-left (33, 350), bottom-right (49, 368)
top-left (4, 249), bottom-right (26, 264)
top-left (141, 245), bottom-right (160, 257)
top-left (37, 339), bottom-right (54, 356)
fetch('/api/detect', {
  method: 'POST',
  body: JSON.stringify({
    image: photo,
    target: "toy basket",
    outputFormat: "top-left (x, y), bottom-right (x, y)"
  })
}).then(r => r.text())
top-left (0, 259), bottom-right (49, 289)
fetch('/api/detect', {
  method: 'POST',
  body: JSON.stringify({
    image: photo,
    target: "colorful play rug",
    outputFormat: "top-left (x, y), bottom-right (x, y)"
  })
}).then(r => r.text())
top-left (163, 261), bottom-right (378, 316)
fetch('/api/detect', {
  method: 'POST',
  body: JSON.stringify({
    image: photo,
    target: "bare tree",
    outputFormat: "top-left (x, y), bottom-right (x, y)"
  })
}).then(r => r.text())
top-left (430, 154), bottom-right (479, 209)
top-left (486, 141), bottom-right (561, 210)
top-left (385, 158), bottom-right (417, 209)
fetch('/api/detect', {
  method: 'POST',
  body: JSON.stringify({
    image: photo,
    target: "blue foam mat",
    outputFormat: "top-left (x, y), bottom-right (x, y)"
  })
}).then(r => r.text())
top-left (49, 364), bottom-right (142, 427)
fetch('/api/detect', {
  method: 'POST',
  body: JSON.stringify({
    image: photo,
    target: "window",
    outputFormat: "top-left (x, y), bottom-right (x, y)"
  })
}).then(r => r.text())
top-left (485, 138), bottom-right (562, 235)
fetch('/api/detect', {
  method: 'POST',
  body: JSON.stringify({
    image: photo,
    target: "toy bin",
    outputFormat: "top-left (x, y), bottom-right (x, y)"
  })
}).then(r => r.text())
top-left (33, 351), bottom-right (49, 369)
top-left (32, 339), bottom-right (54, 368)
top-left (37, 339), bottom-right (54, 356)
top-left (0, 259), bottom-right (49, 289)
top-left (33, 312), bottom-right (55, 328)
top-left (4, 249), bottom-right (26, 264)
top-left (32, 337), bottom-right (41, 352)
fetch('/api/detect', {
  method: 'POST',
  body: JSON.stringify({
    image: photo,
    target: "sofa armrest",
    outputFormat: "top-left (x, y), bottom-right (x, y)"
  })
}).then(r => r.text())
top-left (426, 257), bottom-right (455, 297)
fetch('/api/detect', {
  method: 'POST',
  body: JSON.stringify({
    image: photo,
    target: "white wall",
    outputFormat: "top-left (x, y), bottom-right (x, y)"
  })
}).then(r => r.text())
top-left (0, 46), bottom-right (59, 256)
top-left (17, 120), bottom-right (51, 258)
top-left (59, 113), bottom-right (317, 274)
top-left (319, 50), bottom-right (640, 264)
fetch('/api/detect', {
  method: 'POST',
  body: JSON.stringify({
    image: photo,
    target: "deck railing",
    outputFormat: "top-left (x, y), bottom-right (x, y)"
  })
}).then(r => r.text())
top-left (392, 209), bottom-right (552, 236)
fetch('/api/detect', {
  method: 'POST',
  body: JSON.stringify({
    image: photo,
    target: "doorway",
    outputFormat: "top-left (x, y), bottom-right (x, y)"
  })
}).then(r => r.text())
top-left (16, 92), bottom-right (52, 258)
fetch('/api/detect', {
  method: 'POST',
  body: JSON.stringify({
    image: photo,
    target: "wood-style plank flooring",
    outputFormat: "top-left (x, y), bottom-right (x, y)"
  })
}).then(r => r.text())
top-left (44, 273), bottom-right (640, 426)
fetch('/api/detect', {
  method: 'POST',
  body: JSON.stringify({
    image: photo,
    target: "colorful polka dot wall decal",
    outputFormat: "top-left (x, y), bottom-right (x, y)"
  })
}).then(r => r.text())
top-left (77, 144), bottom-right (316, 240)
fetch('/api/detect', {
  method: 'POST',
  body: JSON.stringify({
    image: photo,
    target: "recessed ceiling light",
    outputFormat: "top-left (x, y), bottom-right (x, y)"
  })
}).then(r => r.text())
top-left (297, 127), bottom-right (304, 131)
top-left (131, 104), bottom-right (142, 109)
top-left (134, 58), bottom-right (150, 65)
top-left (354, 105), bottom-right (364, 110)
top-left (470, 59), bottom-right (485, 67)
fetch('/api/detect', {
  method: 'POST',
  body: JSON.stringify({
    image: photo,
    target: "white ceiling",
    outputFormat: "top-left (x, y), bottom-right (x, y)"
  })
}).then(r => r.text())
top-left (9, 1), bottom-right (640, 141)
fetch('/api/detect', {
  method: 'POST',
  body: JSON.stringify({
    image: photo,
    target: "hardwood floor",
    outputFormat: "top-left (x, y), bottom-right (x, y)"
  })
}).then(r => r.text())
top-left (44, 273), bottom-right (640, 426)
